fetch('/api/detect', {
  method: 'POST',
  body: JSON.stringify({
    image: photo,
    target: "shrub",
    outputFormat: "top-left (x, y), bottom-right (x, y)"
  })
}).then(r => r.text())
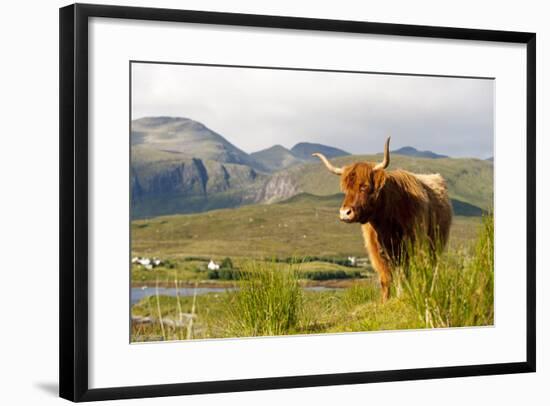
top-left (300, 269), bottom-right (361, 280)
top-left (207, 268), bottom-right (241, 280)
top-left (163, 259), bottom-right (176, 269)
top-left (227, 261), bottom-right (303, 336)
top-left (221, 257), bottom-right (233, 269)
top-left (266, 256), bottom-right (357, 267)
top-left (218, 268), bottom-right (239, 280)
top-left (396, 213), bottom-right (494, 328)
top-left (183, 256), bottom-right (209, 262)
top-left (207, 269), bottom-right (219, 279)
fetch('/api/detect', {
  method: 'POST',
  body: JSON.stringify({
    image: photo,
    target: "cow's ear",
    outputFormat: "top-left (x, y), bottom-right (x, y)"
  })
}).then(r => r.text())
top-left (373, 170), bottom-right (387, 193)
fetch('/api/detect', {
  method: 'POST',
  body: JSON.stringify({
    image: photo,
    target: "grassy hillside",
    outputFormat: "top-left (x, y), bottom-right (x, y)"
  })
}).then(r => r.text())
top-left (131, 192), bottom-right (481, 260)
top-left (131, 152), bottom-right (492, 221)
top-left (278, 154), bottom-right (493, 211)
top-left (131, 188), bottom-right (492, 342)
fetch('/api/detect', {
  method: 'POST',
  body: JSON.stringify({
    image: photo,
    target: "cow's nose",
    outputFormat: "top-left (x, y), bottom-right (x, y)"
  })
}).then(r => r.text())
top-left (339, 207), bottom-right (354, 221)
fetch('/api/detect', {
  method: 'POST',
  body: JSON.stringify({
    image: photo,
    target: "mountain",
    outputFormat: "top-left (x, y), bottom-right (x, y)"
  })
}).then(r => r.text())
top-left (291, 142), bottom-right (350, 160)
top-left (130, 117), bottom-right (492, 219)
top-left (131, 118), bottom-right (351, 218)
top-left (131, 145), bottom-right (268, 219)
top-left (486, 156), bottom-right (494, 162)
top-left (250, 145), bottom-right (304, 172)
top-left (391, 146), bottom-right (448, 159)
top-left (131, 117), bottom-right (272, 218)
top-left (251, 143), bottom-right (350, 172)
top-left (132, 117), bottom-right (268, 172)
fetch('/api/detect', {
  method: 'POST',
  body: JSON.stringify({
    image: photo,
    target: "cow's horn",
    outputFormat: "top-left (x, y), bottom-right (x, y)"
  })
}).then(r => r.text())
top-left (312, 153), bottom-right (343, 175)
top-left (373, 136), bottom-right (391, 170)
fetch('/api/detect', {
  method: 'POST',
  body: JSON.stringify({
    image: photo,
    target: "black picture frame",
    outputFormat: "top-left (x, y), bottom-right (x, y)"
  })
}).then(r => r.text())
top-left (59, 3), bottom-right (536, 402)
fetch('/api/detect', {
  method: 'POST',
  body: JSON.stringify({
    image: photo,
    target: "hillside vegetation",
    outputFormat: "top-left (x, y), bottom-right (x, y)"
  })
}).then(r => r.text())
top-left (132, 152), bottom-right (492, 218)
top-left (131, 193), bottom-right (481, 260)
top-left (281, 154), bottom-right (493, 211)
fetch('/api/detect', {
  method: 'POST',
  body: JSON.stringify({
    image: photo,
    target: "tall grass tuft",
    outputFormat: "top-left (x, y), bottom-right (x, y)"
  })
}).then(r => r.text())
top-left (396, 213), bottom-right (494, 328)
top-left (227, 261), bottom-right (303, 337)
top-left (342, 281), bottom-right (380, 309)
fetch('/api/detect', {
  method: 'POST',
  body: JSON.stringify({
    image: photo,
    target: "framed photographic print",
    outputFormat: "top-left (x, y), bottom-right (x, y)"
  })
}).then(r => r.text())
top-left (59, 3), bottom-right (536, 402)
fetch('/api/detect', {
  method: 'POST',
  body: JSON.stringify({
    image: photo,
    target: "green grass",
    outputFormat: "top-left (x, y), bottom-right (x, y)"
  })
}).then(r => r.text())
top-left (395, 213), bottom-right (494, 328)
top-left (130, 186), bottom-right (493, 342)
top-left (131, 277), bottom-right (422, 341)
top-left (299, 268), bottom-right (361, 281)
top-left (131, 193), bottom-right (481, 259)
top-left (132, 213), bottom-right (494, 341)
top-left (342, 283), bottom-right (381, 308)
top-left (131, 260), bottom-right (206, 285)
top-left (224, 262), bottom-right (303, 337)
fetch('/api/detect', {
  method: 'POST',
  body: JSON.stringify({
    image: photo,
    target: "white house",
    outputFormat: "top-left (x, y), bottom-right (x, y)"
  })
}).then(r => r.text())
top-left (132, 256), bottom-right (163, 270)
top-left (137, 258), bottom-right (151, 266)
top-left (132, 257), bottom-right (153, 270)
top-left (207, 260), bottom-right (220, 271)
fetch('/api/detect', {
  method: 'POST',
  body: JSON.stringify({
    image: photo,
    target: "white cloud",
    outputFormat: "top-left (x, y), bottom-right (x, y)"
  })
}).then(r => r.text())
top-left (132, 62), bottom-right (494, 158)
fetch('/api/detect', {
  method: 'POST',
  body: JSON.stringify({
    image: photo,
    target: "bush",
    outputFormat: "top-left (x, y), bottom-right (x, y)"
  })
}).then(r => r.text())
top-left (265, 256), bottom-right (357, 267)
top-left (300, 269), bottom-right (361, 280)
top-left (396, 213), bottom-right (494, 328)
top-left (183, 256), bottom-right (209, 262)
top-left (221, 257), bottom-right (233, 269)
top-left (219, 268), bottom-right (239, 280)
top-left (227, 261), bottom-right (303, 336)
top-left (207, 268), bottom-right (241, 280)
top-left (163, 259), bottom-right (176, 269)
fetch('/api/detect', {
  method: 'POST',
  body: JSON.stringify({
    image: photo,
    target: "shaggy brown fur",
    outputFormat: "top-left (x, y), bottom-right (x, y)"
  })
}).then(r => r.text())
top-left (340, 162), bottom-right (453, 301)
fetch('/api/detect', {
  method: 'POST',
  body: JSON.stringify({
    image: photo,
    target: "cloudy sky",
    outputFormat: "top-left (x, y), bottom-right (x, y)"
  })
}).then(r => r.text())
top-left (132, 62), bottom-right (494, 159)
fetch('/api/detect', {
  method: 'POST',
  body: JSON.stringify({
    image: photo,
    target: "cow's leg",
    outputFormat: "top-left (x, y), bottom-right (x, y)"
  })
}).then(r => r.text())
top-left (362, 224), bottom-right (392, 302)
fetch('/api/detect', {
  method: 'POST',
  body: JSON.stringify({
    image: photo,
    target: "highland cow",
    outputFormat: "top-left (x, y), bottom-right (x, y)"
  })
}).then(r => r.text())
top-left (313, 137), bottom-right (453, 301)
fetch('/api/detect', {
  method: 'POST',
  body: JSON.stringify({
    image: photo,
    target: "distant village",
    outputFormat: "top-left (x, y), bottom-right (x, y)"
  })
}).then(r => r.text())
top-left (132, 256), bottom-right (366, 270)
